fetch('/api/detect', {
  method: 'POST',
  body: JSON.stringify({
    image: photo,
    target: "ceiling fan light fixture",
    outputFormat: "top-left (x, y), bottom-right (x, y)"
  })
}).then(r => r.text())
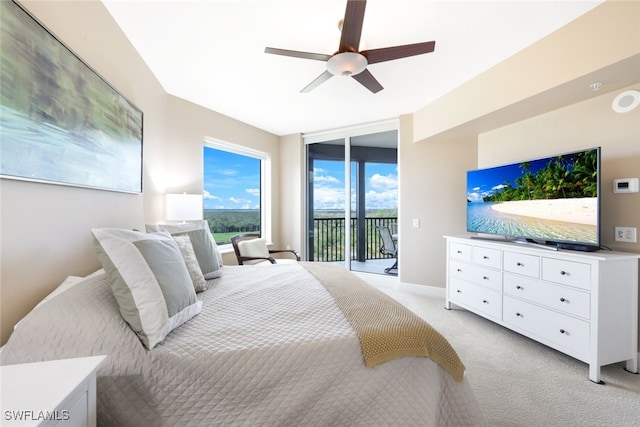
top-left (327, 52), bottom-right (367, 77)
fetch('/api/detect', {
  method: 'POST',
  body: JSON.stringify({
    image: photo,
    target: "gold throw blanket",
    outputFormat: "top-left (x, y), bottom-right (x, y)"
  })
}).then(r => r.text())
top-left (301, 262), bottom-right (465, 382)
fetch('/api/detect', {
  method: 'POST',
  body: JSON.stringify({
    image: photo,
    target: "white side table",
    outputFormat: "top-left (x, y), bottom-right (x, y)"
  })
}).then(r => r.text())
top-left (1, 355), bottom-right (106, 426)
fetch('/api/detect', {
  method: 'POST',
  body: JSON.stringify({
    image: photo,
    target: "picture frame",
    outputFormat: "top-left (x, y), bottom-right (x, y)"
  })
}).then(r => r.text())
top-left (0, 0), bottom-right (143, 193)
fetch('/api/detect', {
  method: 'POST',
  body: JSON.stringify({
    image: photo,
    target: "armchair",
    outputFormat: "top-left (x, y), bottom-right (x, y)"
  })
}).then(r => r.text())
top-left (231, 233), bottom-right (300, 265)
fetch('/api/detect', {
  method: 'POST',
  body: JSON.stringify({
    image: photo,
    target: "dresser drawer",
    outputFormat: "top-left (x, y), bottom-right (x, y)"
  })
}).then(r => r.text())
top-left (503, 273), bottom-right (591, 319)
top-left (449, 260), bottom-right (502, 291)
top-left (542, 258), bottom-right (591, 290)
top-left (472, 246), bottom-right (502, 269)
top-left (449, 278), bottom-right (502, 320)
top-left (449, 242), bottom-right (472, 262)
top-left (503, 295), bottom-right (589, 357)
top-left (503, 251), bottom-right (540, 278)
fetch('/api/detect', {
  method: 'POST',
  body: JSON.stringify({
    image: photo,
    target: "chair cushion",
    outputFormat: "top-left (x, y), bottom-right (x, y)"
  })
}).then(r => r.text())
top-left (237, 238), bottom-right (271, 265)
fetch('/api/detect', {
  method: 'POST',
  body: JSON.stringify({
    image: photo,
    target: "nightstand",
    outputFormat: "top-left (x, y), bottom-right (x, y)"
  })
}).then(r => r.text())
top-left (1, 355), bottom-right (106, 426)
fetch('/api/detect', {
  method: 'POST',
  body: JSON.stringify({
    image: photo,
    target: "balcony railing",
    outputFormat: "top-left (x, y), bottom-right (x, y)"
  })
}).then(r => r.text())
top-left (312, 217), bottom-right (397, 262)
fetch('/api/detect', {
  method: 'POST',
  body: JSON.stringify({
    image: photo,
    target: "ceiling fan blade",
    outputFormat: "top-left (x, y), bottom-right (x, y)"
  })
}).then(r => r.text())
top-left (352, 69), bottom-right (383, 94)
top-left (339, 0), bottom-right (366, 53)
top-left (361, 41), bottom-right (436, 64)
top-left (265, 47), bottom-right (332, 62)
top-left (301, 70), bottom-right (334, 93)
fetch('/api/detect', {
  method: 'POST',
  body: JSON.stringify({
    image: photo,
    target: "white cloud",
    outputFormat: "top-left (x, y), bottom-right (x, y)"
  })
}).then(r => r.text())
top-left (229, 196), bottom-right (252, 205)
top-left (370, 173), bottom-right (397, 190)
top-left (313, 186), bottom-right (345, 210)
top-left (245, 188), bottom-right (259, 197)
top-left (365, 189), bottom-right (398, 209)
top-left (313, 168), bottom-right (341, 186)
top-left (467, 192), bottom-right (482, 202)
top-left (218, 168), bottom-right (238, 176)
top-left (203, 190), bottom-right (222, 201)
top-left (314, 174), bottom-right (341, 185)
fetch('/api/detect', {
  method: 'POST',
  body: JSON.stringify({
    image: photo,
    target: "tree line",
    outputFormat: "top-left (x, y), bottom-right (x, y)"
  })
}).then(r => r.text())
top-left (483, 150), bottom-right (598, 202)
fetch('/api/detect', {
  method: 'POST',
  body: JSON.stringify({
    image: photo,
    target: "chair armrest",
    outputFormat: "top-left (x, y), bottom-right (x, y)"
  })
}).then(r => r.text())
top-left (268, 249), bottom-right (301, 261)
top-left (238, 256), bottom-right (277, 264)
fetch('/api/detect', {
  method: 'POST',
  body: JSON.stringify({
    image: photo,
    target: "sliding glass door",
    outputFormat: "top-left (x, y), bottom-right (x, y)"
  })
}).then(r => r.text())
top-left (305, 123), bottom-right (398, 274)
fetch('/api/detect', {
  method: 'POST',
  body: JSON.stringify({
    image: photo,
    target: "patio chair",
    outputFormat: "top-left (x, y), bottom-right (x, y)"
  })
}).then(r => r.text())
top-left (376, 225), bottom-right (398, 274)
top-left (231, 233), bottom-right (300, 265)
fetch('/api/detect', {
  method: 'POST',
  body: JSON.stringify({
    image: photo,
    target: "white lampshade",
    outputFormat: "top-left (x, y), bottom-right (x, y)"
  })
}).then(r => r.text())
top-left (165, 193), bottom-right (203, 222)
top-left (326, 52), bottom-right (367, 77)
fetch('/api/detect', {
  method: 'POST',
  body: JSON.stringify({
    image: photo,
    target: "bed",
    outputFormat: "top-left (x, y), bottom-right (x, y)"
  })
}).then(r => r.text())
top-left (1, 227), bottom-right (485, 426)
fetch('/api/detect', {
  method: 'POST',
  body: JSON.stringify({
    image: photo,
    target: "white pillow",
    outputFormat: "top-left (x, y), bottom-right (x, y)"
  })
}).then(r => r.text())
top-left (237, 238), bottom-right (271, 265)
top-left (92, 228), bottom-right (202, 349)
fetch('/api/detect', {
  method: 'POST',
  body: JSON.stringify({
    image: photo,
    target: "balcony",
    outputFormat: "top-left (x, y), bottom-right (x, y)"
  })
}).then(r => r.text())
top-left (311, 217), bottom-right (397, 274)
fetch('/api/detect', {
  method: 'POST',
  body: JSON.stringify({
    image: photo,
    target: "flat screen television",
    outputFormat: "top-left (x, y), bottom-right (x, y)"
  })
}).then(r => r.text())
top-left (466, 147), bottom-right (601, 252)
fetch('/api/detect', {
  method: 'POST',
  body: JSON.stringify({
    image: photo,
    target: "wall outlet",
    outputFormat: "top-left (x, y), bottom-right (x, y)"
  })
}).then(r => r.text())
top-left (615, 227), bottom-right (637, 243)
top-left (412, 218), bottom-right (420, 228)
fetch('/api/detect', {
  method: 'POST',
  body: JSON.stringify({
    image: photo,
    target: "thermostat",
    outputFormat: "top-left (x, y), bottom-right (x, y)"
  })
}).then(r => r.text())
top-left (613, 178), bottom-right (639, 193)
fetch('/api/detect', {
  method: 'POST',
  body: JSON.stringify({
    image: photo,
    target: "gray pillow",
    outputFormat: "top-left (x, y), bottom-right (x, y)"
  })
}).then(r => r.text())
top-left (171, 233), bottom-right (208, 292)
top-left (92, 228), bottom-right (202, 349)
top-left (145, 221), bottom-right (223, 279)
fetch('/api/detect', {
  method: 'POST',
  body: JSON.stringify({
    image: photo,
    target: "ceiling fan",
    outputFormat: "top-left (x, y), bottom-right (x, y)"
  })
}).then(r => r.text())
top-left (265, 0), bottom-right (436, 94)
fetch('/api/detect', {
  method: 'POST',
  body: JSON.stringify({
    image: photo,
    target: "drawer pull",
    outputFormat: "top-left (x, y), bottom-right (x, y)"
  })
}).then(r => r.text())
top-left (456, 289), bottom-right (462, 294)
top-left (482, 300), bottom-right (488, 304)
top-left (457, 268), bottom-right (462, 272)
top-left (516, 262), bottom-right (524, 267)
top-left (483, 276), bottom-right (489, 280)
top-left (560, 297), bottom-right (566, 303)
top-left (560, 270), bottom-right (568, 276)
top-left (516, 285), bottom-right (523, 290)
top-left (516, 312), bottom-right (522, 317)
top-left (560, 329), bottom-right (566, 334)
top-left (483, 255), bottom-right (489, 259)
top-left (457, 250), bottom-right (462, 254)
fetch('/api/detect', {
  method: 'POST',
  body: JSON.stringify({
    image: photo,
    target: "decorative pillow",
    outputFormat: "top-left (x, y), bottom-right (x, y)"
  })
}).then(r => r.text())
top-left (92, 228), bottom-right (202, 349)
top-left (171, 233), bottom-right (208, 292)
top-left (146, 221), bottom-right (223, 279)
top-left (238, 238), bottom-right (271, 265)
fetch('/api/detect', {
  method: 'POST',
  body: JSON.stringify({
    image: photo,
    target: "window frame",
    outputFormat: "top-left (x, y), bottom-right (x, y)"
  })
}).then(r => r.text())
top-left (203, 138), bottom-right (271, 248)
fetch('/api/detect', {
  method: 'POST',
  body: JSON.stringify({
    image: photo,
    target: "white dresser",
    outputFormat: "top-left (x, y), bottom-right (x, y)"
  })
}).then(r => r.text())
top-left (445, 236), bottom-right (639, 383)
top-left (1, 355), bottom-right (106, 426)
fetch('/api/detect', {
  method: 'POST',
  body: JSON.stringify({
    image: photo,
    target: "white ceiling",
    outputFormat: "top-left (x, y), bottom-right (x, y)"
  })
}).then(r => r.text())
top-left (102, 0), bottom-right (604, 136)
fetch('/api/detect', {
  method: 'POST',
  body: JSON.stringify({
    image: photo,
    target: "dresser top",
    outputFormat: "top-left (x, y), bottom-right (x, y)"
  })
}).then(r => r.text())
top-left (445, 235), bottom-right (640, 262)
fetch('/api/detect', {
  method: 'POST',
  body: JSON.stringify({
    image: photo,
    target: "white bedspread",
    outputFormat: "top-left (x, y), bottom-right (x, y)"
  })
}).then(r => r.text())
top-left (1, 263), bottom-right (485, 426)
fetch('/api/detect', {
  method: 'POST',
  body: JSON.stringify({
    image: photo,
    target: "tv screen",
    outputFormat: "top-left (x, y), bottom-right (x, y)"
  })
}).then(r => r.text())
top-left (466, 147), bottom-right (600, 250)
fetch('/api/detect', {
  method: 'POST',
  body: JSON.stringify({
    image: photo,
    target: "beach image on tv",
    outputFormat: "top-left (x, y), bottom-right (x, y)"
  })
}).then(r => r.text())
top-left (467, 149), bottom-right (598, 244)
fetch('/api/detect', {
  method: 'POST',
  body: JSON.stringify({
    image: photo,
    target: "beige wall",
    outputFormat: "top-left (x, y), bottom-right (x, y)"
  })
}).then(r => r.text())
top-left (398, 116), bottom-right (478, 286)
top-left (279, 134), bottom-right (306, 258)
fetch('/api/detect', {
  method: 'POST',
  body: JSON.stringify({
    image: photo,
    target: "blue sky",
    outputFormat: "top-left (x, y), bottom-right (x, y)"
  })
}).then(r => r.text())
top-left (466, 158), bottom-right (548, 203)
top-left (203, 147), bottom-right (260, 210)
top-left (203, 147), bottom-right (397, 210)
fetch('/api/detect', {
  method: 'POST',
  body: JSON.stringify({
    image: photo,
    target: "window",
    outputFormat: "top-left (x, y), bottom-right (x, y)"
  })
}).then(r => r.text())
top-left (203, 141), bottom-right (268, 245)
